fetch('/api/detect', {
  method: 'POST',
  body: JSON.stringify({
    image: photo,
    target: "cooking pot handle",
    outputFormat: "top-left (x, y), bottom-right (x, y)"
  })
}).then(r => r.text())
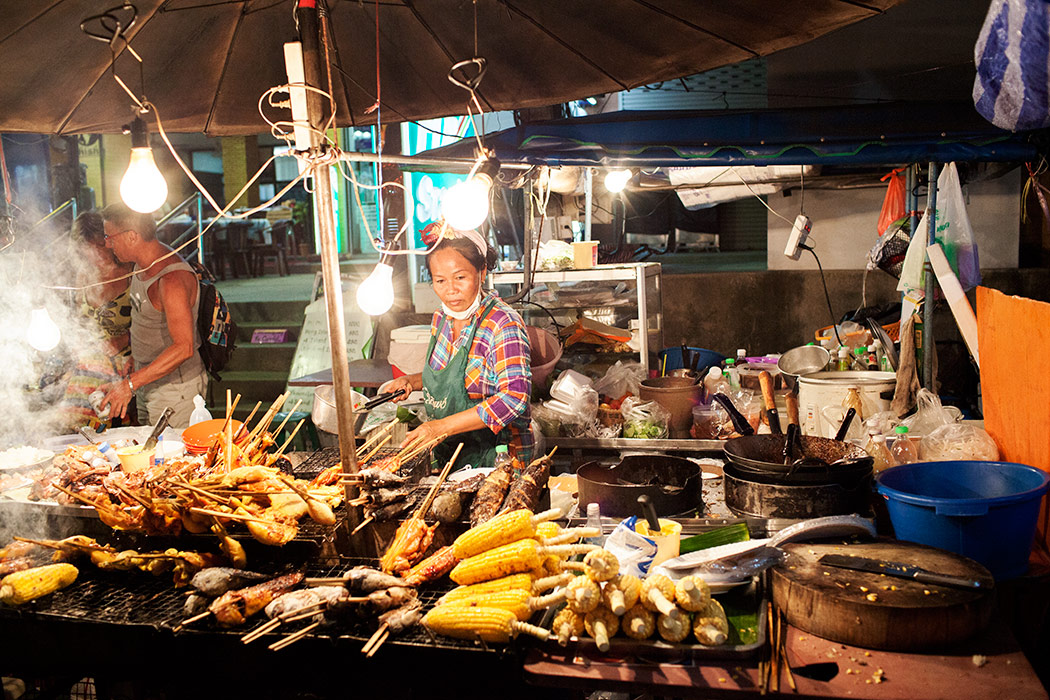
top-left (935, 503), bottom-right (990, 517)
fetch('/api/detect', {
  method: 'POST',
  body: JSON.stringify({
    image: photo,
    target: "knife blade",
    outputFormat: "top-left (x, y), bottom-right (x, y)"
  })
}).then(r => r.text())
top-left (143, 406), bottom-right (175, 452)
top-left (817, 554), bottom-right (988, 589)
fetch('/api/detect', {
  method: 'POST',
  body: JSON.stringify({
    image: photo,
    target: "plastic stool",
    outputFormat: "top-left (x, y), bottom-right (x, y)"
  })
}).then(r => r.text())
top-left (269, 410), bottom-right (320, 452)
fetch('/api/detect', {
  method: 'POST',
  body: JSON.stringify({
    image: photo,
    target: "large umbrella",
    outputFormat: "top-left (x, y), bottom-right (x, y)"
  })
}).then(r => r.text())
top-left (1, 0), bottom-right (904, 135)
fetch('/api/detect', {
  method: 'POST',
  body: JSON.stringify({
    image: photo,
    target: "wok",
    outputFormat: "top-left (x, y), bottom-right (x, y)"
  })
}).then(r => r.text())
top-left (723, 434), bottom-right (873, 486)
top-left (576, 454), bottom-right (702, 518)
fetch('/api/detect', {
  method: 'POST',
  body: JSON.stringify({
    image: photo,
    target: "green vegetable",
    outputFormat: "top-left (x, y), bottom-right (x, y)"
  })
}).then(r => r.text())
top-left (679, 522), bottom-right (751, 555)
top-left (624, 419), bottom-right (664, 439)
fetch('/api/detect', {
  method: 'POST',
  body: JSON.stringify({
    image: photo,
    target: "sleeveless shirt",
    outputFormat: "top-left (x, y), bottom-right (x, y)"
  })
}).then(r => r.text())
top-left (128, 257), bottom-right (203, 386)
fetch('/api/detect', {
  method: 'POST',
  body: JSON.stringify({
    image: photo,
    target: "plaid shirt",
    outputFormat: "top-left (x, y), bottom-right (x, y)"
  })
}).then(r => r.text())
top-left (428, 290), bottom-right (533, 460)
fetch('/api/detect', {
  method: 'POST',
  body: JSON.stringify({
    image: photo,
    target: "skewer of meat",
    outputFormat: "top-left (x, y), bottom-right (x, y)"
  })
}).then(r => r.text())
top-left (469, 456), bottom-right (516, 526)
top-left (361, 599), bottom-right (424, 657)
top-left (178, 572), bottom-right (303, 630)
top-left (400, 545), bottom-right (459, 587)
top-left (242, 586), bottom-right (350, 644)
top-left (496, 448), bottom-right (556, 515)
top-left (190, 567), bottom-right (271, 596)
top-left (304, 566), bottom-right (405, 593)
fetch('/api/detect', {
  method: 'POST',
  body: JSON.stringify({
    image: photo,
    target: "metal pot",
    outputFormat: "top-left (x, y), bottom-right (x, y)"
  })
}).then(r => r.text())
top-left (576, 454), bottom-right (703, 517)
top-left (777, 345), bottom-right (831, 390)
top-left (312, 384), bottom-right (366, 436)
top-left (723, 434), bottom-right (873, 486)
top-left (639, 376), bottom-right (701, 439)
top-left (723, 461), bottom-right (874, 519)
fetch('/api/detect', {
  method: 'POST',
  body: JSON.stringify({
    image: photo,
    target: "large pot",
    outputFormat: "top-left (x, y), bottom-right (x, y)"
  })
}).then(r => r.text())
top-left (797, 371), bottom-right (896, 438)
top-left (576, 454), bottom-right (702, 517)
top-left (639, 376), bottom-right (701, 439)
top-left (723, 461), bottom-right (874, 519)
top-left (312, 385), bottom-right (366, 436)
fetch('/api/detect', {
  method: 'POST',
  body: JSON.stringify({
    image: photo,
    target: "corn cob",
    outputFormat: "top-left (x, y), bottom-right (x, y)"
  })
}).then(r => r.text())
top-left (451, 508), bottom-right (561, 560)
top-left (449, 539), bottom-right (596, 585)
top-left (0, 563), bottom-right (78, 605)
top-left (437, 587), bottom-right (565, 621)
top-left (601, 574), bottom-right (641, 616)
top-left (539, 527), bottom-right (601, 546)
top-left (657, 609), bottom-right (691, 642)
top-left (674, 575), bottom-right (711, 612)
top-left (692, 598), bottom-right (729, 646)
top-left (622, 604), bottom-right (655, 640)
top-left (565, 575), bottom-right (601, 614)
top-left (552, 607), bottom-right (584, 646)
top-left (438, 571), bottom-right (572, 605)
top-left (534, 521), bottom-right (562, 573)
top-left (585, 606), bottom-right (620, 652)
top-left (422, 605), bottom-right (550, 643)
top-left (640, 574), bottom-right (678, 617)
top-left (583, 549), bottom-right (619, 582)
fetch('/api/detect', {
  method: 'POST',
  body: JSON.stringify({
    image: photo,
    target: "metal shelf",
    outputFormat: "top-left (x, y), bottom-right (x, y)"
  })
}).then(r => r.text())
top-left (491, 262), bottom-right (661, 285)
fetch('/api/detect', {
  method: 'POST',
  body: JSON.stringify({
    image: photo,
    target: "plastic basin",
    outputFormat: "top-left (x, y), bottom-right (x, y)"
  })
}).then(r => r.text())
top-left (658, 346), bottom-right (725, 374)
top-left (876, 461), bottom-right (1050, 579)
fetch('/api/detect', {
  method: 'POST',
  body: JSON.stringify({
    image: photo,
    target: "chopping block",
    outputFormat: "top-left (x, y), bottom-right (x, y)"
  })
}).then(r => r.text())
top-left (771, 539), bottom-right (995, 651)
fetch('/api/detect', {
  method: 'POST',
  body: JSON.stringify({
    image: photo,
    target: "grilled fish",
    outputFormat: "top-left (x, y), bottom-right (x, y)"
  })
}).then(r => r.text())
top-left (190, 567), bottom-right (271, 596)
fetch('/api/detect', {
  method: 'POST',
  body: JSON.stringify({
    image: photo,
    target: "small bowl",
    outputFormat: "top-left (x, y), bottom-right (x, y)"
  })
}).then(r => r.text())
top-left (116, 446), bottom-right (156, 473)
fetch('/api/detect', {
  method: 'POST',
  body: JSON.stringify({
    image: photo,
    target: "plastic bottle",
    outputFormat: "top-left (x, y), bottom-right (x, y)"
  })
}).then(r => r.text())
top-left (703, 366), bottom-right (730, 403)
top-left (724, 359), bottom-right (741, 390)
top-left (95, 441), bottom-right (121, 467)
top-left (835, 346), bottom-right (850, 372)
top-left (153, 436), bottom-right (165, 471)
top-left (875, 340), bottom-right (893, 372)
top-left (890, 425), bottom-right (918, 465)
top-left (853, 347), bottom-right (867, 371)
top-left (866, 432), bottom-right (894, 473)
top-left (866, 344), bottom-right (879, 371)
top-left (735, 349), bottom-right (748, 370)
top-left (584, 502), bottom-right (605, 546)
top-left (189, 395), bottom-right (212, 426)
top-left (493, 443), bottom-right (512, 469)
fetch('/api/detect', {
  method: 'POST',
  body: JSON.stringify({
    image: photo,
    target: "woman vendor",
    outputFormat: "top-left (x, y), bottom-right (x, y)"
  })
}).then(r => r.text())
top-left (384, 227), bottom-right (532, 468)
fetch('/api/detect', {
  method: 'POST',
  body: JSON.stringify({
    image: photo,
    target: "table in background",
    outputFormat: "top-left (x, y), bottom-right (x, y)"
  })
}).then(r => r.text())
top-left (287, 359), bottom-right (393, 391)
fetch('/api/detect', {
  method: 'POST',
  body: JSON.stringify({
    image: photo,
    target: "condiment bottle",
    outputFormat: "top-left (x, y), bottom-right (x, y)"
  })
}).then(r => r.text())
top-left (866, 344), bottom-right (879, 371)
top-left (584, 502), bottom-right (605, 546)
top-left (703, 367), bottom-right (730, 403)
top-left (866, 432), bottom-right (894, 472)
top-left (96, 441), bottom-right (121, 467)
top-left (875, 340), bottom-right (893, 372)
top-left (724, 359), bottom-right (740, 390)
top-left (493, 444), bottom-right (512, 470)
top-left (835, 346), bottom-right (851, 372)
top-left (890, 425), bottom-right (918, 465)
top-left (189, 394), bottom-right (212, 426)
top-left (735, 349), bottom-right (748, 370)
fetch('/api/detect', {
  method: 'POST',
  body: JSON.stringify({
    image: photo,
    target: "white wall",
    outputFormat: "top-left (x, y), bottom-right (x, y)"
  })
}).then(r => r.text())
top-left (767, 168), bottom-right (1021, 270)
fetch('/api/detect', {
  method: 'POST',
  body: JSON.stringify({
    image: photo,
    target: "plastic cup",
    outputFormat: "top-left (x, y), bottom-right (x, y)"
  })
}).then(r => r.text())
top-left (634, 518), bottom-right (682, 566)
top-left (116, 445), bottom-right (156, 473)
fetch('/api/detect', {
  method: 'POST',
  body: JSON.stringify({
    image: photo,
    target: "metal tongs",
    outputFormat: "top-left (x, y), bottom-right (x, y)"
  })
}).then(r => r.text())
top-left (352, 388), bottom-right (407, 415)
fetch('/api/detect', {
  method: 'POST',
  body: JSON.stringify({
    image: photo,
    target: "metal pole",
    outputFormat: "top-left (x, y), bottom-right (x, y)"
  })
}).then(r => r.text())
top-left (584, 167), bottom-right (593, 241)
top-left (923, 162), bottom-right (939, 391)
top-left (337, 150), bottom-right (530, 172)
top-left (298, 3), bottom-right (360, 489)
top-left (196, 192), bottom-right (204, 266)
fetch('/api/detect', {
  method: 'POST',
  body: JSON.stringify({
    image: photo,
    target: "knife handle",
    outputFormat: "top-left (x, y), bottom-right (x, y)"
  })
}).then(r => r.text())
top-left (913, 570), bottom-right (984, 589)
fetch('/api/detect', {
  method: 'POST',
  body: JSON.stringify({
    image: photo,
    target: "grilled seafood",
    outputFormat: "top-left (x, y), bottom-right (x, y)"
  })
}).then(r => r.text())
top-left (190, 567), bottom-right (271, 596)
top-left (209, 572), bottom-right (304, 627)
top-left (379, 518), bottom-right (437, 574)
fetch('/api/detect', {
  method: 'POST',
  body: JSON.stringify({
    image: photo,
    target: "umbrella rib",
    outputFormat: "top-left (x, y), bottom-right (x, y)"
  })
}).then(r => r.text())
top-left (829, 0), bottom-right (888, 12)
top-left (203, 5), bottom-right (249, 135)
top-left (625, 0), bottom-right (760, 57)
top-left (498, 1), bottom-right (629, 90)
top-left (401, 0), bottom-right (496, 113)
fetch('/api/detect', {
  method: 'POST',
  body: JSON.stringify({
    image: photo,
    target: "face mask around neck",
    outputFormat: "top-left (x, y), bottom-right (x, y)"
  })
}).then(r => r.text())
top-left (442, 292), bottom-right (482, 320)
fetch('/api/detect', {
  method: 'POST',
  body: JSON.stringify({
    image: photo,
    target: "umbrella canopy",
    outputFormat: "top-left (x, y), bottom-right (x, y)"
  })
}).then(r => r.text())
top-left (1, 0), bottom-right (904, 136)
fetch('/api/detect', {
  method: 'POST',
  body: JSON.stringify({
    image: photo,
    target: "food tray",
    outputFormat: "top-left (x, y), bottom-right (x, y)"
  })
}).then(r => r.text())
top-left (535, 577), bottom-right (767, 662)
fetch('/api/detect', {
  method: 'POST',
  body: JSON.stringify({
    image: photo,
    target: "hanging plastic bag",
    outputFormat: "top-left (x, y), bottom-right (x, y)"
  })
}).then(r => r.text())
top-left (605, 516), bottom-right (660, 577)
top-left (974, 0), bottom-right (1050, 131)
top-left (877, 168), bottom-right (907, 236)
top-left (901, 388), bottom-right (956, 437)
top-left (935, 163), bottom-right (981, 291)
top-left (897, 208), bottom-right (928, 292)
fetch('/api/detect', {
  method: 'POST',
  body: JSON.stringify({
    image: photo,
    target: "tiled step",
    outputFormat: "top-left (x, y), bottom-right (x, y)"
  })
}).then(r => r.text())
top-left (226, 342), bottom-right (298, 372)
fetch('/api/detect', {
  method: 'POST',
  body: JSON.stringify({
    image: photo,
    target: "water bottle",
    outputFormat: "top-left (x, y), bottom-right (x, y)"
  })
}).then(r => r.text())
top-left (96, 441), bottom-right (121, 467)
top-left (189, 395), bottom-right (212, 426)
top-left (153, 436), bottom-right (165, 471)
top-left (890, 425), bottom-right (918, 465)
top-left (724, 359), bottom-right (740, 390)
top-left (493, 444), bottom-right (512, 470)
top-left (835, 346), bottom-right (851, 372)
top-left (584, 502), bottom-right (605, 546)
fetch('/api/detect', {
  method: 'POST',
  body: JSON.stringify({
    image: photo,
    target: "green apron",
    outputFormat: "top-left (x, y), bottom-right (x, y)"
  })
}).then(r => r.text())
top-left (422, 297), bottom-right (505, 469)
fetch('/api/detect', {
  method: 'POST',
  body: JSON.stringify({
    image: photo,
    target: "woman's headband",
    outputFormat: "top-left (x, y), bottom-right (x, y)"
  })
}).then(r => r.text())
top-left (421, 222), bottom-right (487, 259)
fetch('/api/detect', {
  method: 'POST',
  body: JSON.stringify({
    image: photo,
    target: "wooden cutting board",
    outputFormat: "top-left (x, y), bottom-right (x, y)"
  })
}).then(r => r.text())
top-left (771, 540), bottom-right (995, 651)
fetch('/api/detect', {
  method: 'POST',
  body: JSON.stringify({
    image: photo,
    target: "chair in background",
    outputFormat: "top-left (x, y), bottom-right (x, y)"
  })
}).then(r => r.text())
top-left (224, 221), bottom-right (255, 278)
top-left (205, 223), bottom-right (230, 280)
top-left (252, 220), bottom-right (291, 277)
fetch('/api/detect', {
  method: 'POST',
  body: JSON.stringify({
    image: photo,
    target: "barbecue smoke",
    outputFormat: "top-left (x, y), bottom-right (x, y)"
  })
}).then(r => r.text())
top-left (0, 226), bottom-right (116, 450)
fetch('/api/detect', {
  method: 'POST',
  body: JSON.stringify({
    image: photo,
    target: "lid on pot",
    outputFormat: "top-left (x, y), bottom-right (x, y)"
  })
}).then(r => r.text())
top-left (797, 371), bottom-right (896, 386)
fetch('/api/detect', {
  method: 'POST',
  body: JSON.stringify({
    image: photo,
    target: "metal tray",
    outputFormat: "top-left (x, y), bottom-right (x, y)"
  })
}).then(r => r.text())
top-left (534, 577), bottom-right (767, 662)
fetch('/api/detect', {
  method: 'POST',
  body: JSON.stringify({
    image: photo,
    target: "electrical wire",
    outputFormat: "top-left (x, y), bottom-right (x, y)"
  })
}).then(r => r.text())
top-left (803, 243), bottom-right (843, 348)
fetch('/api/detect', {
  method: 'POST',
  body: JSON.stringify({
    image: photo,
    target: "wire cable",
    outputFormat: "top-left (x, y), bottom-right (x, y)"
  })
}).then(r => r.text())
top-left (802, 243), bottom-right (844, 347)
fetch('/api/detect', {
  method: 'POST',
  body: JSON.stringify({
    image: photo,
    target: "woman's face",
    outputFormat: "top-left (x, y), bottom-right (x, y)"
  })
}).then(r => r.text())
top-left (429, 247), bottom-right (484, 314)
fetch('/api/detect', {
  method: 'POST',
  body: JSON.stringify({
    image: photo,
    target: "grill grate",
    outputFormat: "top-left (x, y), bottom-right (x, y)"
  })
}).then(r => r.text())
top-left (294, 446), bottom-right (430, 482)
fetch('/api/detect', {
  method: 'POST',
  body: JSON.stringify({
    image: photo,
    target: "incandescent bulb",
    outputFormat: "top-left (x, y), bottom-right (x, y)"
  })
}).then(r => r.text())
top-left (27, 308), bottom-right (61, 352)
top-left (604, 168), bottom-right (632, 193)
top-left (356, 262), bottom-right (395, 316)
top-left (442, 177), bottom-right (492, 231)
top-left (120, 147), bottom-right (168, 213)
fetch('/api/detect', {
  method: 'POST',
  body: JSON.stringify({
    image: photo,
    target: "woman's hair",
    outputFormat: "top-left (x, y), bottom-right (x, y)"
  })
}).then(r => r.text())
top-left (425, 236), bottom-right (497, 275)
top-left (71, 211), bottom-right (105, 247)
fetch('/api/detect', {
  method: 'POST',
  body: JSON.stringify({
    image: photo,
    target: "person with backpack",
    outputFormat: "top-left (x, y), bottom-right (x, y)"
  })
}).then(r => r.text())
top-left (99, 203), bottom-right (207, 429)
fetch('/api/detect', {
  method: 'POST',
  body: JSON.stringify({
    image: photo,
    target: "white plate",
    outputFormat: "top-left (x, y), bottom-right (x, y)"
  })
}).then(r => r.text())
top-left (708, 579), bottom-right (752, 594)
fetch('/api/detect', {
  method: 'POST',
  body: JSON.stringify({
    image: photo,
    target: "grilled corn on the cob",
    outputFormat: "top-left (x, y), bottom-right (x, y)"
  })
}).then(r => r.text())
top-left (602, 574), bottom-right (641, 616)
top-left (584, 607), bottom-right (620, 652)
top-left (674, 575), bottom-right (711, 612)
top-left (552, 607), bottom-right (584, 646)
top-left (438, 571), bottom-right (572, 605)
top-left (622, 604), bottom-right (655, 640)
top-left (0, 563), bottom-right (78, 605)
top-left (451, 508), bottom-right (560, 559)
top-left (657, 609), bottom-right (691, 642)
top-left (583, 549), bottom-right (619, 582)
top-left (692, 598), bottom-right (729, 646)
top-left (422, 605), bottom-right (550, 643)
top-left (641, 574), bottom-right (678, 617)
top-left (437, 588), bottom-right (565, 621)
top-left (565, 575), bottom-right (601, 614)
top-left (449, 539), bottom-right (595, 585)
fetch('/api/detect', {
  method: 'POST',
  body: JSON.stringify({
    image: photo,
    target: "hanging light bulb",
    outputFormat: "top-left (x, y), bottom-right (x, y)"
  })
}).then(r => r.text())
top-left (120, 117), bottom-right (168, 213)
top-left (604, 168), bottom-right (632, 193)
top-left (27, 308), bottom-right (61, 352)
top-left (356, 261), bottom-right (395, 316)
top-left (442, 157), bottom-right (500, 231)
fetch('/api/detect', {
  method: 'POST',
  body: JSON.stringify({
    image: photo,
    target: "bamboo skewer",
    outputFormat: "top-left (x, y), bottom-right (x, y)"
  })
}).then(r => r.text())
top-left (356, 435), bottom-right (393, 465)
top-left (360, 624), bottom-right (388, 655)
top-left (269, 621), bottom-right (321, 651)
top-left (269, 399), bottom-right (303, 439)
top-left (165, 480), bottom-right (235, 507)
top-left (189, 507), bottom-right (275, 526)
top-left (399, 433), bottom-right (446, 466)
top-left (356, 419), bottom-right (397, 457)
top-left (113, 483), bottom-right (152, 509)
top-left (779, 610), bottom-right (796, 692)
top-left (234, 401), bottom-right (263, 440)
top-left (242, 616), bottom-right (283, 644)
top-left (52, 483), bottom-right (105, 509)
top-left (365, 628), bottom-right (390, 657)
top-left (412, 442), bottom-right (462, 520)
top-left (266, 419), bottom-right (305, 465)
top-left (245, 393), bottom-right (288, 445)
top-left (175, 610), bottom-right (213, 631)
top-left (13, 536), bottom-right (115, 553)
top-left (350, 516), bottom-right (374, 535)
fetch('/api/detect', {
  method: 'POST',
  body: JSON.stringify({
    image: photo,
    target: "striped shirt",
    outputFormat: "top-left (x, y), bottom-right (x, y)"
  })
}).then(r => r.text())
top-left (428, 290), bottom-right (533, 461)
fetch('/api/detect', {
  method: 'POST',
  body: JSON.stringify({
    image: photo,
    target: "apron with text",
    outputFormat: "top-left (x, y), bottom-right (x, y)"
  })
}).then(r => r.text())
top-left (422, 297), bottom-right (504, 469)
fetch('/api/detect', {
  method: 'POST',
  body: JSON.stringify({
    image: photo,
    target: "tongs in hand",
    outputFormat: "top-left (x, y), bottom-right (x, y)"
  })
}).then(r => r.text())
top-left (353, 388), bottom-right (407, 414)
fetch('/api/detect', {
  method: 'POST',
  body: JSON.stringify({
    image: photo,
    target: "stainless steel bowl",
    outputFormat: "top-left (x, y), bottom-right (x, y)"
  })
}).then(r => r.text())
top-left (312, 384), bottom-right (366, 436)
top-left (777, 345), bottom-right (831, 389)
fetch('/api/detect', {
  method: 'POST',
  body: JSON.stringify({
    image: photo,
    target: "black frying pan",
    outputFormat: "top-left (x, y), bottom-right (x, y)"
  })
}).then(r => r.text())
top-left (723, 434), bottom-right (873, 486)
top-left (576, 454), bottom-right (702, 517)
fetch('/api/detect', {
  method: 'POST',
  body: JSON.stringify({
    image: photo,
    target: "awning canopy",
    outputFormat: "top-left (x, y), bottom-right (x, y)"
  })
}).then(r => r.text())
top-left (419, 102), bottom-right (1045, 168)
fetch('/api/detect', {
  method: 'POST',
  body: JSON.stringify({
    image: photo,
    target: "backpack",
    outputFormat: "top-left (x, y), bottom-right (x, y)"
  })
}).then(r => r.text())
top-left (189, 261), bottom-right (237, 381)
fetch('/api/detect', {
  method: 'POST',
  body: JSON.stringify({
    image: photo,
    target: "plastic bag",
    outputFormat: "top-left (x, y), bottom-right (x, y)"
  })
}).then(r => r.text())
top-left (620, 397), bottom-right (669, 439)
top-left (974, 0), bottom-right (1050, 131)
top-left (897, 208), bottom-right (928, 292)
top-left (710, 389), bottom-right (756, 438)
top-left (605, 516), bottom-right (660, 577)
top-left (901, 388), bottom-right (956, 437)
top-left (531, 402), bottom-right (563, 438)
top-left (877, 168), bottom-right (907, 236)
top-left (936, 163), bottom-right (981, 291)
top-left (920, 423), bottom-right (1000, 461)
top-left (536, 240), bottom-right (574, 270)
top-left (592, 360), bottom-right (646, 400)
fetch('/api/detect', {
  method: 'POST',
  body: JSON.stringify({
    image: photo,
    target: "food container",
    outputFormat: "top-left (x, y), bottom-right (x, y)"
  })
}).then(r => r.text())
top-left (633, 518), bottom-right (682, 566)
top-left (572, 240), bottom-right (599, 269)
top-left (639, 376), bottom-right (701, 439)
top-left (550, 369), bottom-right (592, 403)
top-left (116, 445), bottom-right (155, 472)
top-left (797, 371), bottom-right (896, 438)
top-left (690, 403), bottom-right (719, 439)
top-left (181, 418), bottom-right (246, 455)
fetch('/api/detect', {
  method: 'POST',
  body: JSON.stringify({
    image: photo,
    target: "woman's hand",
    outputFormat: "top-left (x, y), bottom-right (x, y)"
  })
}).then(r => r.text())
top-left (379, 375), bottom-right (416, 403)
top-left (402, 419), bottom-right (447, 449)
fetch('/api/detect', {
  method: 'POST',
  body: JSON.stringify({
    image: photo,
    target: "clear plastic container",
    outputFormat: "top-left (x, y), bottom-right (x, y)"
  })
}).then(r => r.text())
top-left (550, 369), bottom-right (592, 403)
top-left (690, 403), bottom-right (720, 439)
top-left (866, 433), bottom-right (894, 472)
top-left (189, 395), bottom-right (212, 426)
top-left (890, 425), bottom-right (919, 465)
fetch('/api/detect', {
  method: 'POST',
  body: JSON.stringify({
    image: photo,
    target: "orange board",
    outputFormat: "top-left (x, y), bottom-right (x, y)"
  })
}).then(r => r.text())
top-left (977, 286), bottom-right (1050, 563)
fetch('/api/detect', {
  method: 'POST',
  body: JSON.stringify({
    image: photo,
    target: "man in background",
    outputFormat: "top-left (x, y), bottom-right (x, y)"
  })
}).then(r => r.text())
top-left (100, 203), bottom-right (206, 428)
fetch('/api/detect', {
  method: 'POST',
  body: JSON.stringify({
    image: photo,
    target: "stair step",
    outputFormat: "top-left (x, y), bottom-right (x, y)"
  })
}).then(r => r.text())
top-left (227, 343), bottom-right (298, 372)
top-left (226, 299), bottom-right (309, 324)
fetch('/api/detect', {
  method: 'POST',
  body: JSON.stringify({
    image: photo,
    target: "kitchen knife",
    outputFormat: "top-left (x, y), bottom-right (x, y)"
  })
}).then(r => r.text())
top-left (817, 554), bottom-right (988, 589)
top-left (143, 407), bottom-right (174, 452)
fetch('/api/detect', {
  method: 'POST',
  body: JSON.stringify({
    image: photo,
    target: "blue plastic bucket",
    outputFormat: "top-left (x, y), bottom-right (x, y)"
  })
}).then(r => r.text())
top-left (659, 347), bottom-right (725, 374)
top-left (876, 461), bottom-right (1050, 579)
